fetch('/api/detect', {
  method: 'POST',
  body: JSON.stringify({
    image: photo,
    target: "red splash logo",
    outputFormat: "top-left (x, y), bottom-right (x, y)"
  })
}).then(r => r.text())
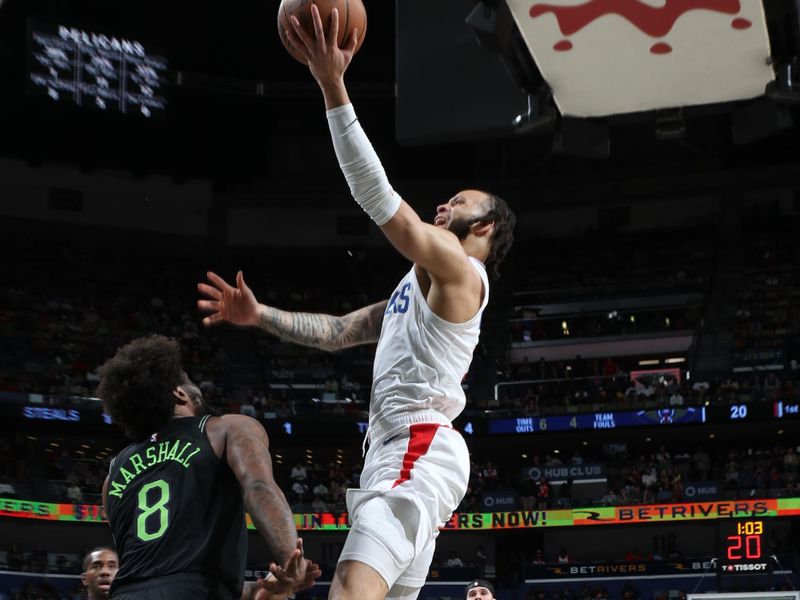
top-left (529, 0), bottom-right (751, 54)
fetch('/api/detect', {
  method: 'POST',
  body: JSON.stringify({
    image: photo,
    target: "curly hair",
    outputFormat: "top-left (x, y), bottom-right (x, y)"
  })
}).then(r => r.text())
top-left (482, 192), bottom-right (516, 280)
top-left (97, 335), bottom-right (184, 441)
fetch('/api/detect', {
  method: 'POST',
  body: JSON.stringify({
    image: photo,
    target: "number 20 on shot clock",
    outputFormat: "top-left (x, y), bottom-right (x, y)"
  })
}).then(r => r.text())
top-left (717, 519), bottom-right (772, 575)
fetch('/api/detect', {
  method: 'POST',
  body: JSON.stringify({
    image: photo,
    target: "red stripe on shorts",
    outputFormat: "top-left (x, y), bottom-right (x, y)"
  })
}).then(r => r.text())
top-left (391, 423), bottom-right (440, 488)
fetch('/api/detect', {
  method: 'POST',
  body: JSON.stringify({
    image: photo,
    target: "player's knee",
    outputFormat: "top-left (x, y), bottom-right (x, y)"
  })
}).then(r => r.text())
top-left (386, 583), bottom-right (422, 600)
top-left (330, 560), bottom-right (388, 600)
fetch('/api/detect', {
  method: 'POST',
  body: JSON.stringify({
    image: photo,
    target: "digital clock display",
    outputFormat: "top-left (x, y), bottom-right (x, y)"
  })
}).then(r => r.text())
top-left (717, 519), bottom-right (772, 575)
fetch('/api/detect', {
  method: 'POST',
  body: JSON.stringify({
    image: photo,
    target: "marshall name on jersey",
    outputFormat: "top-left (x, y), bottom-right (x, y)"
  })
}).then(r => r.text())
top-left (107, 437), bottom-right (203, 498)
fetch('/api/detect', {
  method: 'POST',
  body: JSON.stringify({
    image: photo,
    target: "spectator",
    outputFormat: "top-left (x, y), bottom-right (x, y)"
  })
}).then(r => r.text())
top-left (532, 549), bottom-right (546, 565)
top-left (464, 579), bottom-right (496, 600)
top-left (784, 447), bottom-right (798, 477)
top-left (0, 476), bottom-right (16, 498)
top-left (482, 462), bottom-right (499, 489)
top-left (446, 551), bottom-right (465, 568)
top-left (476, 545), bottom-right (487, 576)
top-left (520, 477), bottom-right (536, 511)
top-left (66, 479), bottom-right (83, 504)
top-left (312, 481), bottom-right (329, 500)
top-left (621, 582), bottom-right (638, 600)
top-left (518, 356), bottom-right (533, 378)
top-left (239, 400), bottom-right (256, 418)
top-left (601, 489), bottom-right (618, 506)
top-left (557, 547), bottom-right (570, 564)
top-left (537, 476), bottom-right (550, 510)
top-left (692, 448), bottom-right (710, 480)
top-left (290, 462), bottom-right (307, 482)
top-left (323, 375), bottom-right (339, 396)
top-left (291, 480), bottom-right (309, 506)
top-left (6, 543), bottom-right (24, 571)
top-left (624, 547), bottom-right (643, 561)
top-left (764, 373), bottom-right (780, 398)
top-left (560, 478), bottom-right (573, 508)
top-left (30, 545), bottom-right (48, 572)
top-left (311, 496), bottom-right (328, 513)
top-left (55, 554), bottom-right (69, 573)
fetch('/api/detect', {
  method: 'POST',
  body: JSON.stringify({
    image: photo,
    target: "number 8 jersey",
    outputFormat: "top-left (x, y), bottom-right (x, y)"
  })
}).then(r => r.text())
top-left (105, 415), bottom-right (247, 597)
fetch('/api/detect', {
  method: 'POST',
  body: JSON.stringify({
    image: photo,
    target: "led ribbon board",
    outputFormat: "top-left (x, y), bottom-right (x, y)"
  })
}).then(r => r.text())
top-left (3, 497), bottom-right (798, 530)
top-left (504, 0), bottom-right (775, 116)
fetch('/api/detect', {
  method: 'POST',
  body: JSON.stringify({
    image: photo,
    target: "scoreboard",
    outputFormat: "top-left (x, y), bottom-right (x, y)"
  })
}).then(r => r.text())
top-left (486, 407), bottom-right (705, 435)
top-left (717, 519), bottom-right (772, 575)
top-left (27, 21), bottom-right (168, 117)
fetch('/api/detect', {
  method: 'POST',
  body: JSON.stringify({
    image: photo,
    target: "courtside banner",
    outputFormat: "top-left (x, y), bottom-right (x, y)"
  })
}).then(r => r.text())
top-left (528, 559), bottom-right (718, 578)
top-left (3, 497), bottom-right (799, 530)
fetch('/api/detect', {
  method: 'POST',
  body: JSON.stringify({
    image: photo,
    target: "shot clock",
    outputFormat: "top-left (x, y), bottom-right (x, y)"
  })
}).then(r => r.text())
top-left (717, 519), bottom-right (772, 575)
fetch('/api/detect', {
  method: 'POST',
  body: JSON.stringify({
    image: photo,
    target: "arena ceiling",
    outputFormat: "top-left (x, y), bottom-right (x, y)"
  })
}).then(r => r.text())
top-left (1, 0), bottom-right (799, 188)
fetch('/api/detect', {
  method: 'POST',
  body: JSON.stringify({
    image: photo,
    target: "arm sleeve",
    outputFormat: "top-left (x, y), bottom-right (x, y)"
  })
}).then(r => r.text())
top-left (326, 103), bottom-right (401, 226)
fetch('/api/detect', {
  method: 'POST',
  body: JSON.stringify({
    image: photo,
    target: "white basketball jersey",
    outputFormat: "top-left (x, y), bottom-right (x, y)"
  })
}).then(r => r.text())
top-left (368, 257), bottom-right (489, 442)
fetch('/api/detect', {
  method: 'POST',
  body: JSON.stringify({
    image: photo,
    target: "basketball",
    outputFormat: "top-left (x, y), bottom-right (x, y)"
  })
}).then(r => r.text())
top-left (278, 0), bottom-right (367, 64)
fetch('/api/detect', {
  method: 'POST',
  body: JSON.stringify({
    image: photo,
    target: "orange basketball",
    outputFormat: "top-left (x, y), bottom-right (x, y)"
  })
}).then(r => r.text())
top-left (278, 0), bottom-right (367, 64)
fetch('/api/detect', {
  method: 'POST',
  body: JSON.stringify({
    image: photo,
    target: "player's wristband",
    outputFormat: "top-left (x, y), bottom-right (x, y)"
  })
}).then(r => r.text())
top-left (326, 103), bottom-right (401, 226)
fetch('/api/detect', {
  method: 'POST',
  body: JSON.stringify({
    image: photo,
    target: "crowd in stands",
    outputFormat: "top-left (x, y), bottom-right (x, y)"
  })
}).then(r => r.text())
top-left (492, 362), bottom-right (799, 414)
top-left (510, 227), bottom-right (715, 304)
top-left (3, 424), bottom-right (798, 514)
top-left (511, 307), bottom-right (699, 343)
top-left (0, 236), bottom-right (399, 404)
top-left (0, 543), bottom-right (85, 600)
top-left (520, 582), bottom-right (798, 600)
top-left (733, 215), bottom-right (800, 371)
top-left (1, 544), bottom-right (82, 574)
top-left (286, 438), bottom-right (800, 513)
top-left (0, 433), bottom-right (110, 506)
top-left (287, 459), bottom-right (359, 515)
top-left (523, 443), bottom-right (798, 510)
top-left (524, 582), bottom-right (649, 600)
top-left (2, 221), bottom-right (798, 417)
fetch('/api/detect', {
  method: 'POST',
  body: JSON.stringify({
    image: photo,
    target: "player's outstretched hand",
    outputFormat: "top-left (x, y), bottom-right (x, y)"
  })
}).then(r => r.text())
top-left (197, 271), bottom-right (260, 328)
top-left (284, 3), bottom-right (358, 89)
top-left (256, 539), bottom-right (321, 599)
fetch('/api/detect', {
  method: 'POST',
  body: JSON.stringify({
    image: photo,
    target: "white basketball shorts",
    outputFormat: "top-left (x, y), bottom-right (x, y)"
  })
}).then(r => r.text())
top-left (338, 423), bottom-right (470, 595)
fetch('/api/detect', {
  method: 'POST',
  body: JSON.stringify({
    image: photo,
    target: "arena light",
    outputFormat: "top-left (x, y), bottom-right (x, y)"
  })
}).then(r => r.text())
top-left (504, 0), bottom-right (775, 116)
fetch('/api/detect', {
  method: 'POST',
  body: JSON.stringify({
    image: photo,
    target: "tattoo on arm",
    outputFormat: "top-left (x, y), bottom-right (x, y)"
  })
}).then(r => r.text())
top-left (256, 300), bottom-right (388, 352)
top-left (226, 416), bottom-right (297, 565)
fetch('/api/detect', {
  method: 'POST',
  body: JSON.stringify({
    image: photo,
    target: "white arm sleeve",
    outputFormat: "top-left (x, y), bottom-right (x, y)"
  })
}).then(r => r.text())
top-left (326, 103), bottom-right (401, 226)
